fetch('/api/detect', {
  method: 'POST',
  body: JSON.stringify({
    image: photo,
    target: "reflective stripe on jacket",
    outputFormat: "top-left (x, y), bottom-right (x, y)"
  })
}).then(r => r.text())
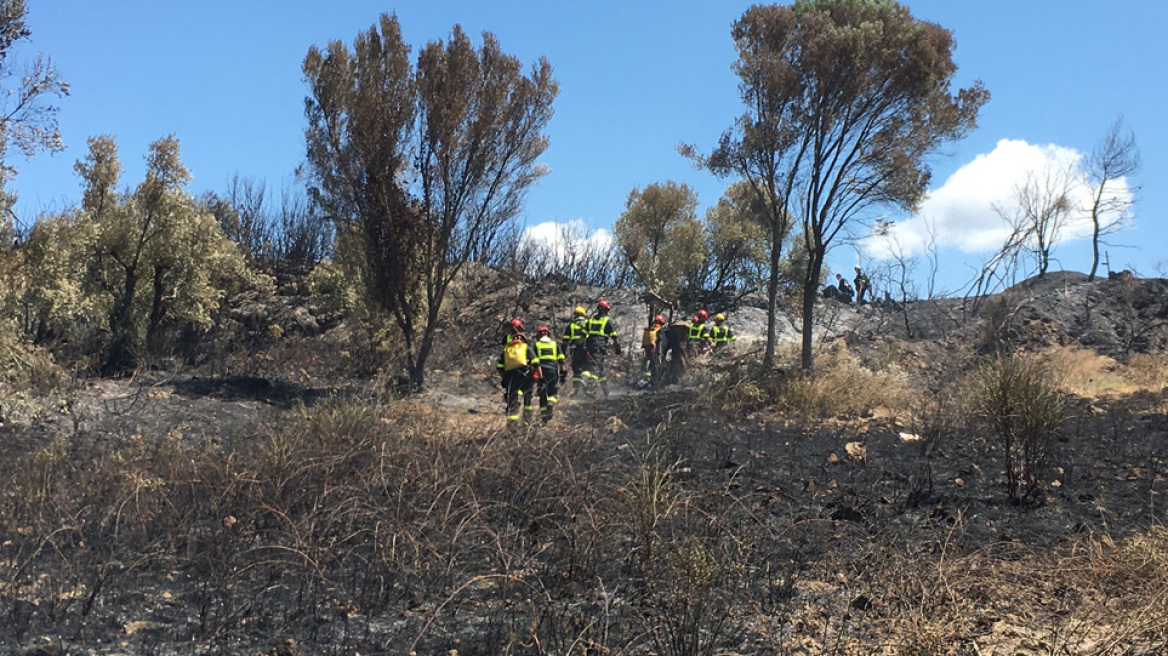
top-left (563, 318), bottom-right (587, 346)
top-left (710, 325), bottom-right (735, 343)
top-left (535, 338), bottom-right (564, 368)
top-left (586, 315), bottom-right (615, 339)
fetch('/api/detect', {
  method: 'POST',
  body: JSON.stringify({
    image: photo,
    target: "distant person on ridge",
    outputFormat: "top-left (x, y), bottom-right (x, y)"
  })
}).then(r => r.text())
top-left (835, 274), bottom-right (854, 304)
top-left (497, 332), bottom-right (536, 423)
top-left (854, 266), bottom-right (870, 305)
top-left (583, 299), bottom-right (621, 397)
top-left (532, 325), bottom-right (566, 423)
top-left (562, 306), bottom-right (589, 389)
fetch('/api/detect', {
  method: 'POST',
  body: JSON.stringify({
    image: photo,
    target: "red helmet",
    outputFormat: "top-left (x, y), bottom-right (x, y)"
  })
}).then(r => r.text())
top-left (697, 309), bottom-right (709, 320)
top-left (536, 325), bottom-right (550, 335)
top-left (510, 318), bottom-right (524, 330)
top-left (653, 314), bottom-right (665, 326)
top-left (597, 299), bottom-right (611, 310)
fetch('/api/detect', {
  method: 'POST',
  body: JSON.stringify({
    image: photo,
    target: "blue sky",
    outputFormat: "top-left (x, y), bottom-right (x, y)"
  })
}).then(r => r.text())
top-left (10, 1), bottom-right (1166, 295)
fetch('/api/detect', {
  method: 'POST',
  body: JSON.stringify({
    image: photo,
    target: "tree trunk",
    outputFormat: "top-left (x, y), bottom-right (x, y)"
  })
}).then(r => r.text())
top-left (763, 237), bottom-right (781, 369)
top-left (105, 267), bottom-right (139, 374)
top-left (409, 303), bottom-right (444, 391)
top-left (146, 264), bottom-right (169, 354)
top-left (1088, 222), bottom-right (1101, 281)
top-left (800, 250), bottom-right (825, 371)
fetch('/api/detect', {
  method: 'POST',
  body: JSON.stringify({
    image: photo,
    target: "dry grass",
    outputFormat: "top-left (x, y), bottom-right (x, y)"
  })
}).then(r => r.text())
top-left (830, 527), bottom-right (1168, 655)
top-left (1, 363), bottom-right (1164, 653)
top-left (715, 341), bottom-right (914, 418)
top-left (1041, 345), bottom-right (1168, 398)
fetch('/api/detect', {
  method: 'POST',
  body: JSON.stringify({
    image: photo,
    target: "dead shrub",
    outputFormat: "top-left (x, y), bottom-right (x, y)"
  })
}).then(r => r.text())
top-left (970, 351), bottom-right (1067, 501)
top-left (621, 442), bottom-right (686, 576)
top-left (974, 288), bottom-right (1025, 352)
top-left (782, 343), bottom-right (913, 417)
top-left (642, 540), bottom-right (733, 656)
top-left (1124, 353), bottom-right (1168, 392)
top-left (709, 342), bottom-right (912, 418)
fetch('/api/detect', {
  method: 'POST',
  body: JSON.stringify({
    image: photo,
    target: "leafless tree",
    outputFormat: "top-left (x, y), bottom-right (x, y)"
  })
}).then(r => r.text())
top-left (963, 220), bottom-right (1030, 317)
top-left (1083, 117), bottom-right (1140, 281)
top-left (993, 164), bottom-right (1074, 279)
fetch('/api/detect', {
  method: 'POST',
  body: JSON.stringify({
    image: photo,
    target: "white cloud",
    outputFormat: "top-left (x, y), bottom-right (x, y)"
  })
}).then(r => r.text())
top-left (866, 138), bottom-right (1134, 259)
top-left (520, 219), bottom-right (613, 264)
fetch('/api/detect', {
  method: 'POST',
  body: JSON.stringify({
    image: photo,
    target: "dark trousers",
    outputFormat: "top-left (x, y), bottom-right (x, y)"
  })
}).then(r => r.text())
top-left (587, 347), bottom-right (607, 381)
top-left (501, 369), bottom-right (532, 421)
top-left (536, 367), bottom-right (560, 420)
top-left (570, 347), bottom-right (587, 383)
top-left (642, 346), bottom-right (658, 380)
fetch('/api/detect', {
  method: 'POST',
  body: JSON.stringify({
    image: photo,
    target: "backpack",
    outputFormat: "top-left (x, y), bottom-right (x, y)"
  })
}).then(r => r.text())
top-left (502, 341), bottom-right (529, 371)
top-left (642, 326), bottom-right (660, 348)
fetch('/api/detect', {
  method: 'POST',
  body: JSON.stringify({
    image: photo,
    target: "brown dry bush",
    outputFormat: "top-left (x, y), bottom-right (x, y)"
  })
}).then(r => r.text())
top-left (969, 351), bottom-right (1067, 502)
top-left (713, 341), bottom-right (913, 418)
top-left (1039, 345), bottom-right (1168, 398)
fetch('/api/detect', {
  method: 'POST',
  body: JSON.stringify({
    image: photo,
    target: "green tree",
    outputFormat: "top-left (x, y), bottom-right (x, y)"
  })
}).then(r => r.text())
top-left (614, 181), bottom-right (704, 313)
top-left (302, 14), bottom-right (557, 389)
top-left (77, 135), bottom-right (254, 372)
top-left (700, 181), bottom-right (770, 298)
top-left (0, 0), bottom-right (68, 291)
top-left (0, 0), bottom-right (68, 227)
top-left (2, 211), bottom-right (94, 343)
top-left (703, 0), bottom-right (986, 370)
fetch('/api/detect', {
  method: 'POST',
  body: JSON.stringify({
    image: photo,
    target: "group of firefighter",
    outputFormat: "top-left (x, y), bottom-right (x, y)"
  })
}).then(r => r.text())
top-left (496, 300), bottom-right (736, 424)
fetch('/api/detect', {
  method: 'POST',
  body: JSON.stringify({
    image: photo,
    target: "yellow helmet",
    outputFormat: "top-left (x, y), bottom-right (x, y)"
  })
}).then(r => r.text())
top-left (574, 305), bottom-right (586, 317)
top-left (714, 313), bottom-right (726, 322)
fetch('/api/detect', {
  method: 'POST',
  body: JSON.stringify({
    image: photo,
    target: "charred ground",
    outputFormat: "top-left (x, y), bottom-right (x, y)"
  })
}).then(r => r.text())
top-left (0, 269), bottom-right (1166, 655)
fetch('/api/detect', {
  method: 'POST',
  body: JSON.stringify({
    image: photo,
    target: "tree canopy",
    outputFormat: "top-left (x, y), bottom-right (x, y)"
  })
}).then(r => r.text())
top-left (710, 0), bottom-right (987, 369)
top-left (614, 181), bottom-right (704, 313)
top-left (302, 13), bottom-right (557, 389)
top-left (0, 0), bottom-right (68, 239)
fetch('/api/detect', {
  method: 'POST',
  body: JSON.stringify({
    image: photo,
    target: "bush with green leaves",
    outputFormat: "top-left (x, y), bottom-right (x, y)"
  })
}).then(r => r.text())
top-left (75, 134), bottom-right (264, 371)
top-left (1, 212), bottom-right (97, 345)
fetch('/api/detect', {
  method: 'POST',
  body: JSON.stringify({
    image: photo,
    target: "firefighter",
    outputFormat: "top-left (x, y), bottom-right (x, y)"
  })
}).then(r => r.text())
top-left (660, 316), bottom-right (690, 385)
top-left (854, 266), bottom-right (870, 305)
top-left (533, 325), bottom-right (566, 423)
top-left (583, 299), bottom-right (621, 396)
top-left (562, 306), bottom-right (589, 388)
top-left (641, 314), bottom-right (666, 382)
top-left (709, 313), bottom-right (736, 353)
top-left (688, 309), bottom-right (711, 355)
top-left (835, 274), bottom-right (854, 304)
top-left (499, 317), bottom-right (524, 347)
top-left (497, 332), bottom-right (536, 423)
